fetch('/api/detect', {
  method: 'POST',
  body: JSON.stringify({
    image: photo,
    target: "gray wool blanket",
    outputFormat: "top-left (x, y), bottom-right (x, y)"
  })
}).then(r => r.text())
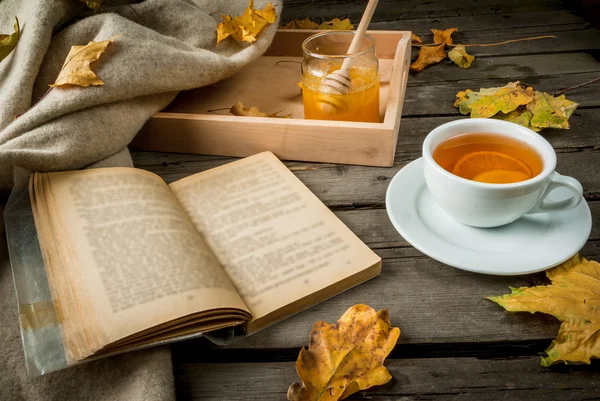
top-left (0, 0), bottom-right (280, 399)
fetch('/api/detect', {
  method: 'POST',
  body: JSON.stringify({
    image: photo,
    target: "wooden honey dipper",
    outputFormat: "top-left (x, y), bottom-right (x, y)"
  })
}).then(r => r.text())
top-left (318, 0), bottom-right (379, 114)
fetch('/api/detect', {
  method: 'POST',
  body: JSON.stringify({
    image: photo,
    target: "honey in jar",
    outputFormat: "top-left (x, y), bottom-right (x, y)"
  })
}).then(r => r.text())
top-left (302, 31), bottom-right (380, 123)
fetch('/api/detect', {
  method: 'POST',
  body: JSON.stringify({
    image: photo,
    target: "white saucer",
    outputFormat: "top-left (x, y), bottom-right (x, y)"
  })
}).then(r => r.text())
top-left (385, 158), bottom-right (592, 275)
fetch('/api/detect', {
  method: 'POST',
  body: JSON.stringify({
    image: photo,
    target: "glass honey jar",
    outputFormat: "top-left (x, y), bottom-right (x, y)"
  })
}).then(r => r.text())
top-left (301, 31), bottom-right (379, 123)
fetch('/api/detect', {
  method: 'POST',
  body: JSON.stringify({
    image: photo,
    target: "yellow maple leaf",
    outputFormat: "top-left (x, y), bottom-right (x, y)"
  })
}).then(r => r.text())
top-left (448, 45), bottom-right (474, 68)
top-left (411, 33), bottom-right (422, 43)
top-left (432, 27), bottom-right (458, 45)
top-left (216, 0), bottom-right (276, 45)
top-left (319, 18), bottom-right (354, 30)
top-left (0, 17), bottom-right (19, 63)
top-left (50, 36), bottom-right (115, 87)
top-left (280, 18), bottom-right (319, 30)
top-left (410, 44), bottom-right (446, 72)
top-left (287, 304), bottom-right (400, 401)
top-left (488, 255), bottom-right (600, 366)
top-left (230, 101), bottom-right (291, 118)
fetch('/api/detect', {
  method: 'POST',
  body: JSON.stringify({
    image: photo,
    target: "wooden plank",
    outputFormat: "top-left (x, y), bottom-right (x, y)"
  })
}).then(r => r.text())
top-left (166, 203), bottom-right (598, 350)
top-left (132, 110), bottom-right (600, 204)
top-left (174, 358), bottom-right (600, 401)
top-left (441, 28), bottom-right (600, 58)
top-left (370, 10), bottom-right (587, 33)
top-left (404, 28), bottom-right (600, 59)
top-left (212, 240), bottom-right (596, 349)
top-left (403, 72), bottom-right (600, 116)
top-left (331, 202), bottom-right (600, 250)
top-left (281, 0), bottom-right (568, 23)
top-left (407, 53), bottom-right (600, 84)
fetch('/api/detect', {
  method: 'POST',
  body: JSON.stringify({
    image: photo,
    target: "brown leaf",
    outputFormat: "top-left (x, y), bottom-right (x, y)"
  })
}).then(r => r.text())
top-left (50, 36), bottom-right (115, 87)
top-left (410, 44), bottom-right (446, 72)
top-left (280, 18), bottom-right (319, 30)
top-left (411, 33), bottom-right (422, 43)
top-left (432, 27), bottom-right (458, 45)
top-left (287, 304), bottom-right (400, 401)
top-left (216, 0), bottom-right (277, 45)
top-left (230, 101), bottom-right (291, 118)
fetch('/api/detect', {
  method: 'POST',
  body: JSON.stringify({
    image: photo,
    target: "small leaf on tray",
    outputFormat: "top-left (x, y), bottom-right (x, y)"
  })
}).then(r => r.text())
top-left (230, 101), bottom-right (291, 118)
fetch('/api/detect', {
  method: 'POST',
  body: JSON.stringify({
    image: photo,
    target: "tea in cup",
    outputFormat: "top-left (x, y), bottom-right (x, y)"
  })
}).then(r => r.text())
top-left (422, 119), bottom-right (583, 228)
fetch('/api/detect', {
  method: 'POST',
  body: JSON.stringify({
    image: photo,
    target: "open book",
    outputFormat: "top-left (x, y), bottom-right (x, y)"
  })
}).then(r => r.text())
top-left (30, 152), bottom-right (381, 361)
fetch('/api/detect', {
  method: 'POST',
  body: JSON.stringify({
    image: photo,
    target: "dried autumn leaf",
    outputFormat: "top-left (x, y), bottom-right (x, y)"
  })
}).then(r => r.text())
top-left (432, 27), bottom-right (458, 45)
top-left (448, 45), bottom-right (474, 68)
top-left (454, 82), bottom-right (578, 131)
top-left (492, 108), bottom-right (538, 131)
top-left (411, 33), bottom-right (422, 43)
top-left (527, 92), bottom-right (579, 129)
top-left (230, 101), bottom-right (291, 118)
top-left (287, 304), bottom-right (400, 401)
top-left (319, 18), bottom-right (354, 30)
top-left (470, 86), bottom-right (535, 118)
top-left (488, 255), bottom-right (600, 366)
top-left (216, 0), bottom-right (276, 45)
top-left (50, 37), bottom-right (115, 87)
top-left (0, 17), bottom-right (19, 63)
top-left (280, 18), bottom-right (319, 30)
top-left (410, 44), bottom-right (446, 72)
top-left (454, 82), bottom-right (534, 118)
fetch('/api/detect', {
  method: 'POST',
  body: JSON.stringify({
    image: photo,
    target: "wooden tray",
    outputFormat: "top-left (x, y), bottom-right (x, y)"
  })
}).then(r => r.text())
top-left (131, 30), bottom-right (411, 167)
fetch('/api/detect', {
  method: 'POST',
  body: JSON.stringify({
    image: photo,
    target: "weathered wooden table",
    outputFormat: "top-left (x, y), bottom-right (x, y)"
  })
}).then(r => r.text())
top-left (132, 1), bottom-right (600, 399)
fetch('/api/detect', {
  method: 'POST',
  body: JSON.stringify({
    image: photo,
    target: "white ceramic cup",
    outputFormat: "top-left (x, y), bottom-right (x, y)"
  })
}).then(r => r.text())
top-left (422, 119), bottom-right (584, 228)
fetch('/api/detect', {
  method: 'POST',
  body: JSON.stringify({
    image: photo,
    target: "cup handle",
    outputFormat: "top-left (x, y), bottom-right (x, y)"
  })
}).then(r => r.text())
top-left (527, 172), bottom-right (583, 214)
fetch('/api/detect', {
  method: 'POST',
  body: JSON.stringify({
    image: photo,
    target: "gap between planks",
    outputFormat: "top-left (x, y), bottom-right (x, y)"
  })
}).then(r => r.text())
top-left (173, 357), bottom-right (600, 401)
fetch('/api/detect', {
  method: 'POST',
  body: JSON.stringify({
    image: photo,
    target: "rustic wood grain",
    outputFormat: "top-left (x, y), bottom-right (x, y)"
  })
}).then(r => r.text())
top-left (407, 53), bottom-right (600, 85)
top-left (128, 1), bottom-right (600, 398)
top-left (402, 74), bottom-right (600, 117)
top-left (369, 10), bottom-right (587, 33)
top-left (174, 358), bottom-right (600, 401)
top-left (132, 109), bottom-right (600, 205)
top-left (281, 0), bottom-right (569, 23)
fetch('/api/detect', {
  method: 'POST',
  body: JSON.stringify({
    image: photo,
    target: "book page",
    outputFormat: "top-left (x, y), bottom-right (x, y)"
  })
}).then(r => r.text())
top-left (170, 152), bottom-right (381, 325)
top-left (36, 168), bottom-right (249, 358)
